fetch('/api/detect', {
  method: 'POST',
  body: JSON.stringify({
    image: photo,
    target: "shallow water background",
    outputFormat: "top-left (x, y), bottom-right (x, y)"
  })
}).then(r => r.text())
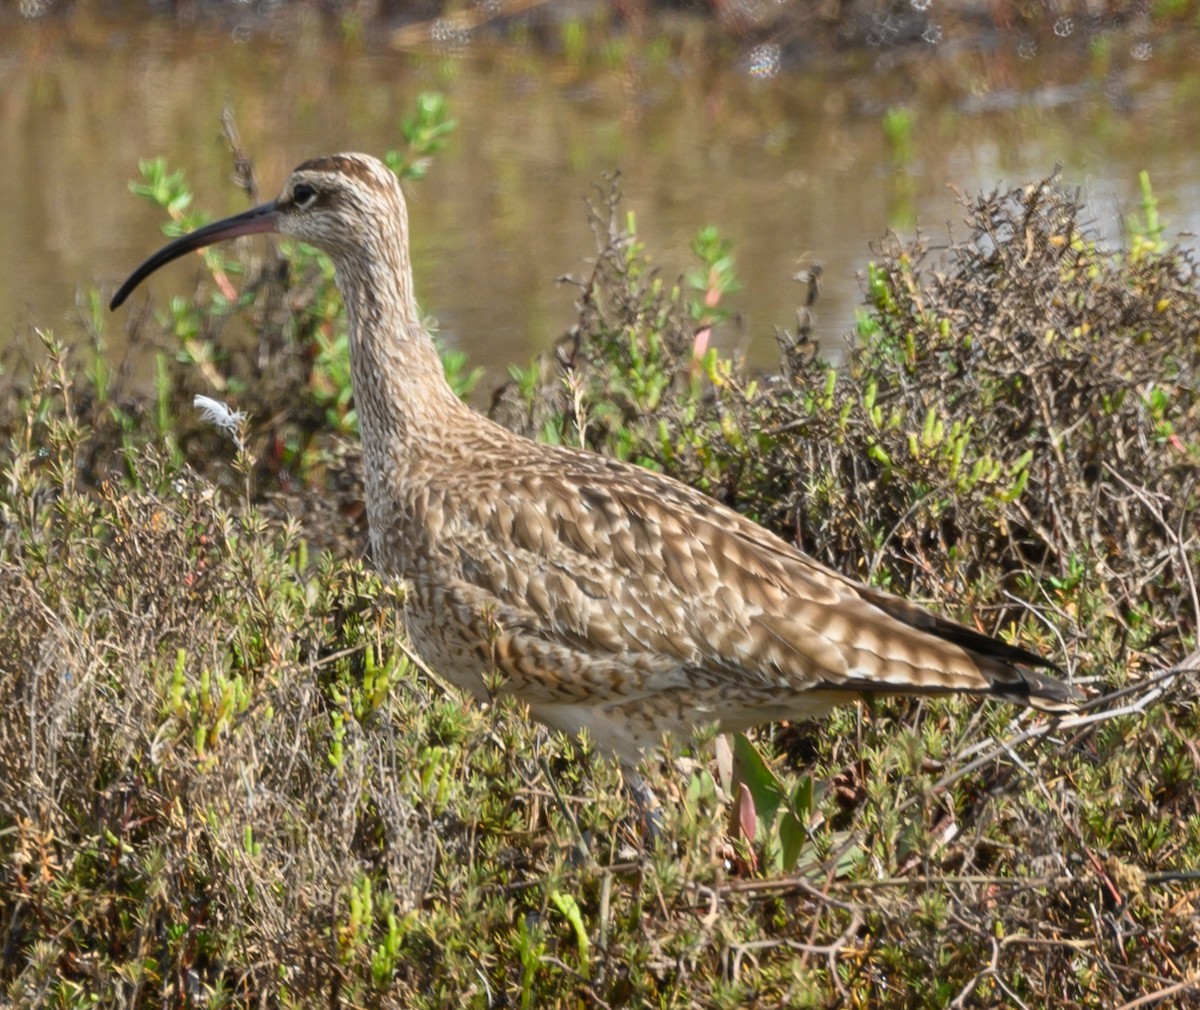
top-left (4, 2), bottom-right (1200, 386)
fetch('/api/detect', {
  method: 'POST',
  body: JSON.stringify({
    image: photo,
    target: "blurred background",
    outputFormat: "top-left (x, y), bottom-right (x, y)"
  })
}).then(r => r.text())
top-left (4, 0), bottom-right (1200, 385)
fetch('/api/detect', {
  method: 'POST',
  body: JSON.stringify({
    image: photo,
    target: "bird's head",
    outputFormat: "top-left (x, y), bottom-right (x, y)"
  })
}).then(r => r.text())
top-left (110, 153), bottom-right (408, 310)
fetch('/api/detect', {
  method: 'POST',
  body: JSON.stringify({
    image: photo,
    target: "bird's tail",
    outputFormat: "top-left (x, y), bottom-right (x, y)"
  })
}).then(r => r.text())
top-left (858, 585), bottom-right (1081, 711)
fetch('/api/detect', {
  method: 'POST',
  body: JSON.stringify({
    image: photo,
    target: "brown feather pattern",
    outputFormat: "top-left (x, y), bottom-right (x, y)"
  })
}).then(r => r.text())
top-left (112, 153), bottom-right (1079, 765)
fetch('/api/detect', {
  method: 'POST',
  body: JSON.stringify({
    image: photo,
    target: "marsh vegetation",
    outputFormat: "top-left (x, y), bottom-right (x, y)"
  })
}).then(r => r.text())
top-left (2, 84), bottom-right (1198, 1005)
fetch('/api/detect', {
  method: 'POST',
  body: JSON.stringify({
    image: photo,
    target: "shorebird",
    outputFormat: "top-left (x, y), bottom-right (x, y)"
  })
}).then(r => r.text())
top-left (111, 153), bottom-right (1077, 767)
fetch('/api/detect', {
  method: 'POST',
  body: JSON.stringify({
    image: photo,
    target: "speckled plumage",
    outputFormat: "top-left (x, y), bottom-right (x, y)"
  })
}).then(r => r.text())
top-left (112, 153), bottom-right (1078, 765)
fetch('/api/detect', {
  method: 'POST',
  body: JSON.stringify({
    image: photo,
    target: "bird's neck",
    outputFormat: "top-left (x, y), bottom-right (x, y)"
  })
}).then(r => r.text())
top-left (336, 259), bottom-right (474, 476)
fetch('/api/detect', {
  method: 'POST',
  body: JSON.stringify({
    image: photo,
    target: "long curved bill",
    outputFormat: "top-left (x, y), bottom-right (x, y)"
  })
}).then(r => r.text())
top-left (109, 200), bottom-right (281, 310)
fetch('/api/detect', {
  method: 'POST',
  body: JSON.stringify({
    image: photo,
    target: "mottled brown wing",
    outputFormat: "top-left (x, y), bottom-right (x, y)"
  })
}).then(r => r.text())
top-left (435, 444), bottom-right (1074, 712)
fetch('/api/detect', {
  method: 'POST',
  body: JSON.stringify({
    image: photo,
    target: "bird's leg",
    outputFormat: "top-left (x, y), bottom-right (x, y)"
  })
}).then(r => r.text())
top-left (624, 770), bottom-right (664, 846)
top-left (538, 755), bottom-right (592, 866)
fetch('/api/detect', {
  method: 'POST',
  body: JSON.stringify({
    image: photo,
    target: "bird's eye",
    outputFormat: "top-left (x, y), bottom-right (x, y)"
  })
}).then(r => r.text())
top-left (293, 183), bottom-right (318, 207)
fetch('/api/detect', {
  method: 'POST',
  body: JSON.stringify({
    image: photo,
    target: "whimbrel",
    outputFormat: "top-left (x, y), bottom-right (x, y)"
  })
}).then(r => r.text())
top-left (111, 153), bottom-right (1077, 767)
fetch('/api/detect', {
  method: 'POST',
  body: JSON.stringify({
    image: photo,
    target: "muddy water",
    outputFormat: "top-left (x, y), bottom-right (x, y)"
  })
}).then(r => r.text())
top-left (4, 6), bottom-right (1200, 389)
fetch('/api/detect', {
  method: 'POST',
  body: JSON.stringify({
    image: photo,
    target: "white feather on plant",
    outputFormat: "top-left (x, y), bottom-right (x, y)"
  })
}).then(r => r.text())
top-left (194, 394), bottom-right (246, 450)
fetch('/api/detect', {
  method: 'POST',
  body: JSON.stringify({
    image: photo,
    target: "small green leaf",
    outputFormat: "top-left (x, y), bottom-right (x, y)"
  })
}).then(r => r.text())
top-left (550, 890), bottom-right (591, 978)
top-left (731, 732), bottom-right (787, 829)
